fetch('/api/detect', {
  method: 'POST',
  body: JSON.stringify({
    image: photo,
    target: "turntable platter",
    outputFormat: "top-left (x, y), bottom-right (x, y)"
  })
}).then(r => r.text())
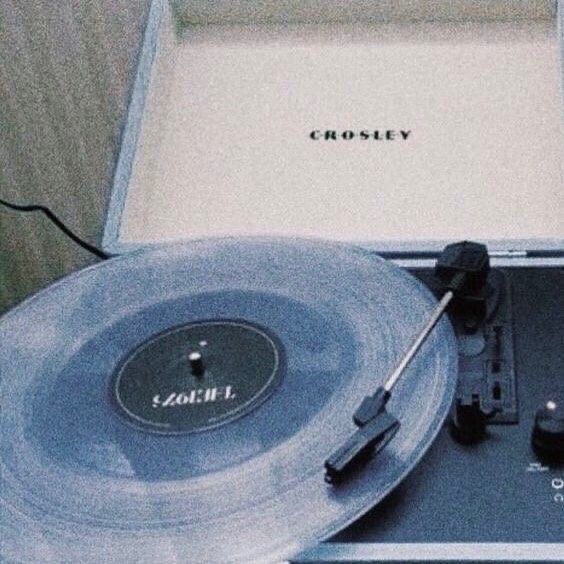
top-left (0, 238), bottom-right (457, 563)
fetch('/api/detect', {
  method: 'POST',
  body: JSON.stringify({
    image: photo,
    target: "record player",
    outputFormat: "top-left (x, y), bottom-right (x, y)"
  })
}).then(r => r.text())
top-left (1, 1), bottom-right (563, 562)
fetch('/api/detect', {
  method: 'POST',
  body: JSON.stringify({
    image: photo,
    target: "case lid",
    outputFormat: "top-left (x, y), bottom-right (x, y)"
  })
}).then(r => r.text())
top-left (104, 0), bottom-right (564, 265)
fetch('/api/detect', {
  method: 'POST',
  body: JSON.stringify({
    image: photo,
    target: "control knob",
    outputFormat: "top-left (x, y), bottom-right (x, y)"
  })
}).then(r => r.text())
top-left (531, 400), bottom-right (564, 464)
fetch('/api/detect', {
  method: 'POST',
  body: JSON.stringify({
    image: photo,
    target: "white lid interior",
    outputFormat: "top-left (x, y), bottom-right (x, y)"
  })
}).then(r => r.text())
top-left (117, 1), bottom-right (563, 251)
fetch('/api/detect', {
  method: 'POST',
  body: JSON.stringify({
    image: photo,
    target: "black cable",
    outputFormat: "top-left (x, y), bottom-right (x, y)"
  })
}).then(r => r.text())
top-left (0, 197), bottom-right (110, 260)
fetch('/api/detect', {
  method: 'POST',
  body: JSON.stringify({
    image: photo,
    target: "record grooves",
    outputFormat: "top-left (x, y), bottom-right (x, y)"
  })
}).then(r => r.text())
top-left (0, 238), bottom-right (458, 563)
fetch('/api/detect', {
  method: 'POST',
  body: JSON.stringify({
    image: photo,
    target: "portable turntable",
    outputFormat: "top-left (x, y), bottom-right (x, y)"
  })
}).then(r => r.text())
top-left (1, 1), bottom-right (563, 562)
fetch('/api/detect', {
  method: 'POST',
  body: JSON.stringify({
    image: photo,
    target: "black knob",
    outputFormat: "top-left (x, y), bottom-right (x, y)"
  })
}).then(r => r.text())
top-left (531, 401), bottom-right (564, 464)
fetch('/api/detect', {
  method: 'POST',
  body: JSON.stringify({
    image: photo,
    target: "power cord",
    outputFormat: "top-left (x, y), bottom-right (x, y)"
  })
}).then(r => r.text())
top-left (0, 197), bottom-right (109, 260)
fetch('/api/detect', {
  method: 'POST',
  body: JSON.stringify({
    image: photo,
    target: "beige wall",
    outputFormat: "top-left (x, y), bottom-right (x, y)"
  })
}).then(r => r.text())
top-left (0, 0), bottom-right (151, 313)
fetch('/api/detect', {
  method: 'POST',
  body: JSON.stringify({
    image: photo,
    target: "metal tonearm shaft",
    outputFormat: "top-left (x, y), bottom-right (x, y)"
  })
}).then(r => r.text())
top-left (383, 290), bottom-right (454, 393)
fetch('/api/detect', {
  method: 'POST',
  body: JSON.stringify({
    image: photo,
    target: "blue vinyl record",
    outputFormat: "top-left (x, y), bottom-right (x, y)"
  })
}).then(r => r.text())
top-left (0, 237), bottom-right (457, 563)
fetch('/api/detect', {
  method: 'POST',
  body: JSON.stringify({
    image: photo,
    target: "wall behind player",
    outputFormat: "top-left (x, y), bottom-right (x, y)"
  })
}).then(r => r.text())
top-left (0, 0), bottom-right (150, 312)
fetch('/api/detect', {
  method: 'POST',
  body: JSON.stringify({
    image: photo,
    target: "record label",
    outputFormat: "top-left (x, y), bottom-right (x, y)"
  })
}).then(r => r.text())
top-left (113, 320), bottom-right (283, 433)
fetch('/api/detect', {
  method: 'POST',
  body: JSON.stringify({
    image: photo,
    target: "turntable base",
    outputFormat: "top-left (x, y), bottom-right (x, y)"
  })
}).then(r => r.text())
top-left (297, 267), bottom-right (564, 562)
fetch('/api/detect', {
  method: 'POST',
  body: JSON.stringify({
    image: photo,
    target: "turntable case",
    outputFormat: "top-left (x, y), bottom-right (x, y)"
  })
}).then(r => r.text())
top-left (50, 1), bottom-right (564, 561)
top-left (103, 0), bottom-right (564, 267)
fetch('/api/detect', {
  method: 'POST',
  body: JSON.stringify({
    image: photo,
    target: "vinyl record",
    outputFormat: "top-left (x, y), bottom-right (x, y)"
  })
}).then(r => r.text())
top-left (0, 238), bottom-right (457, 563)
